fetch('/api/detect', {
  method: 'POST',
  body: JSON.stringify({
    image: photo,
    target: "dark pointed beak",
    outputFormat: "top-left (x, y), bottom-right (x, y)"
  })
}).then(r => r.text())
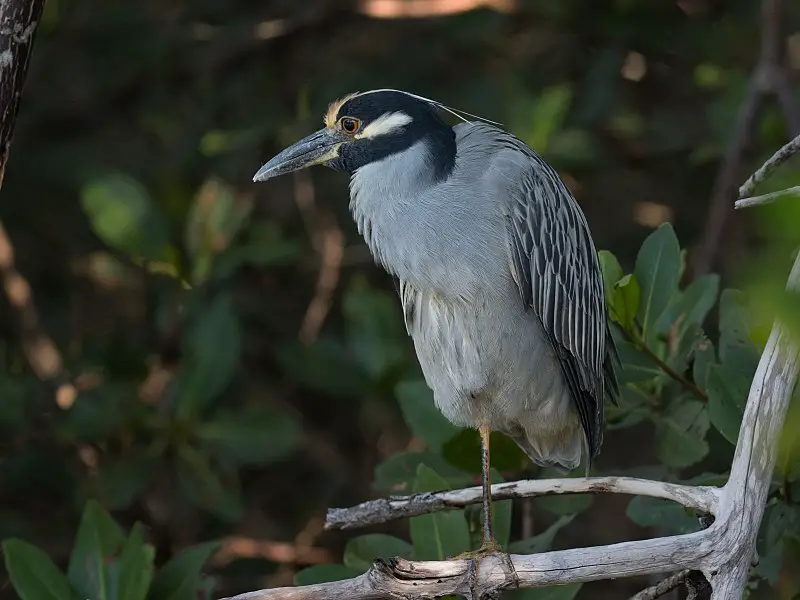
top-left (252, 128), bottom-right (347, 182)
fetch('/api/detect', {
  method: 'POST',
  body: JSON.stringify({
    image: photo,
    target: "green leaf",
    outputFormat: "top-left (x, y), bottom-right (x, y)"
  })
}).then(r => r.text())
top-left (505, 583), bottom-right (583, 600)
top-left (655, 399), bottom-right (709, 469)
top-left (343, 276), bottom-right (406, 379)
top-left (343, 535), bottom-right (413, 573)
top-left (4, 539), bottom-right (78, 600)
top-left (147, 541), bottom-right (220, 600)
top-left (692, 339), bottom-right (716, 391)
top-left (598, 250), bottom-right (623, 303)
top-left (508, 515), bottom-right (575, 554)
top-left (634, 223), bottom-right (681, 344)
top-left (395, 380), bottom-right (460, 452)
top-left (196, 406), bottom-right (302, 466)
top-left (610, 274), bottom-right (641, 330)
top-left (117, 524), bottom-right (155, 600)
top-left (656, 274), bottom-right (720, 337)
top-left (615, 339), bottom-right (661, 384)
top-left (372, 452), bottom-right (473, 494)
top-left (528, 84), bottom-right (573, 152)
top-left (67, 499), bottom-right (126, 600)
top-left (718, 289), bottom-right (760, 377)
top-left (293, 565), bottom-right (361, 586)
top-left (409, 465), bottom-right (471, 559)
top-left (777, 393), bottom-right (800, 481)
top-left (175, 445), bottom-right (243, 522)
top-left (706, 364), bottom-right (749, 445)
top-left (81, 173), bottom-right (170, 262)
top-left (176, 294), bottom-right (241, 419)
top-left (626, 496), bottom-right (698, 534)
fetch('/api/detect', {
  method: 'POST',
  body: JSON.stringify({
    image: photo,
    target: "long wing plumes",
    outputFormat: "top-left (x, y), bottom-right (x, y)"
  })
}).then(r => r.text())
top-left (469, 124), bottom-right (620, 460)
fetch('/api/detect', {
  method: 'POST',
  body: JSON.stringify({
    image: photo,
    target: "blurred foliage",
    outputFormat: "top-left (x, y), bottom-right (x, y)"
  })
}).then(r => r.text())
top-left (1, 0), bottom-right (800, 599)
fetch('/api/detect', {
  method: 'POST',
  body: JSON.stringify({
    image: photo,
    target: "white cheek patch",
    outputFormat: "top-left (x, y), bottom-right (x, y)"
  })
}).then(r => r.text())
top-left (356, 111), bottom-right (413, 139)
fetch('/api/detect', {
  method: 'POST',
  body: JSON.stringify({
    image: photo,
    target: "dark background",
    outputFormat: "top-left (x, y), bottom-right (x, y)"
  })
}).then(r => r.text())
top-left (1, 0), bottom-right (800, 598)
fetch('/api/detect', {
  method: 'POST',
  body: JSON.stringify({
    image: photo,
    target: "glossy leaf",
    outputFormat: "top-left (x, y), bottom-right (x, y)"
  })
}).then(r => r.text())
top-left (634, 223), bottom-right (681, 344)
top-left (4, 539), bottom-right (78, 600)
top-left (147, 541), bottom-right (221, 600)
top-left (395, 379), bottom-right (460, 452)
top-left (343, 534), bottom-right (413, 572)
top-left (409, 465), bottom-right (470, 560)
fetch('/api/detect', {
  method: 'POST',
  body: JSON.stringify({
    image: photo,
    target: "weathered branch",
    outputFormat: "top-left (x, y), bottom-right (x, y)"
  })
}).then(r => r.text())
top-left (325, 476), bottom-right (720, 531)
top-left (738, 133), bottom-right (800, 198)
top-left (735, 185), bottom-right (800, 209)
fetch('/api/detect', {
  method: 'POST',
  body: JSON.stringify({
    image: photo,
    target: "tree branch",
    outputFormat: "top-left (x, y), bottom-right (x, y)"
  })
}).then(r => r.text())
top-left (630, 570), bottom-right (692, 600)
top-left (325, 476), bottom-right (720, 531)
top-left (738, 133), bottom-right (800, 199)
top-left (735, 185), bottom-right (800, 209)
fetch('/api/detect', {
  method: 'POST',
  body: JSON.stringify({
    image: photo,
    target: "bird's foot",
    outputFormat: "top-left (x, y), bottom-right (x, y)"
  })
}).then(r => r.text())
top-left (450, 540), bottom-right (519, 598)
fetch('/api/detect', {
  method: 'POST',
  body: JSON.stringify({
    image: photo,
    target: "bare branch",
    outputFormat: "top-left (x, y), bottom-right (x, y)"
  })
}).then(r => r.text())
top-left (738, 134), bottom-right (800, 199)
top-left (630, 570), bottom-right (692, 600)
top-left (735, 185), bottom-right (800, 209)
top-left (325, 476), bottom-right (720, 531)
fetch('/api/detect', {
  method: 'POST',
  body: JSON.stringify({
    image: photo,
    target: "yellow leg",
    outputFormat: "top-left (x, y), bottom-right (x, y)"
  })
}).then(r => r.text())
top-left (453, 425), bottom-right (501, 559)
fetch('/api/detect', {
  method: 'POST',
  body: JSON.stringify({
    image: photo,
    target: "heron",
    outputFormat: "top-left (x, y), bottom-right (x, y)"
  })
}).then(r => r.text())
top-left (253, 89), bottom-right (619, 559)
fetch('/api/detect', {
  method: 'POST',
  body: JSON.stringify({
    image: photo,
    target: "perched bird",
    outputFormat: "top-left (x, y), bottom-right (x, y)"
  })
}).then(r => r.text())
top-left (253, 89), bottom-right (619, 557)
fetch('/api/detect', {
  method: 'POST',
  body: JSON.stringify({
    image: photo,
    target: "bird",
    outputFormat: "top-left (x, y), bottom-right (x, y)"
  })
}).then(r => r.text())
top-left (253, 89), bottom-right (620, 559)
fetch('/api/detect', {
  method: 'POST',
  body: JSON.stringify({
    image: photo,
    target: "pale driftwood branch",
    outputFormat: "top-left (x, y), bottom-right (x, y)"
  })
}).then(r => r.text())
top-left (739, 133), bottom-right (800, 198)
top-left (223, 115), bottom-right (800, 600)
top-left (735, 185), bottom-right (800, 209)
top-left (326, 476), bottom-right (720, 531)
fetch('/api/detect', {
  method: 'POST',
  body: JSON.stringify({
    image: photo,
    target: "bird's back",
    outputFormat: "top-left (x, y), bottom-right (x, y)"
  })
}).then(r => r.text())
top-left (350, 121), bottom-right (618, 472)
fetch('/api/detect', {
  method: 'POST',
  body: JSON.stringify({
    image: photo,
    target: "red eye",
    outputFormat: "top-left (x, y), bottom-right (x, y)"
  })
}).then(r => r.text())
top-left (339, 117), bottom-right (359, 134)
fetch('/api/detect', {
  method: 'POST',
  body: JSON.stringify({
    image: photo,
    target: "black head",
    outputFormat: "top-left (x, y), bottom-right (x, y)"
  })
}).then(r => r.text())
top-left (253, 90), bottom-right (457, 183)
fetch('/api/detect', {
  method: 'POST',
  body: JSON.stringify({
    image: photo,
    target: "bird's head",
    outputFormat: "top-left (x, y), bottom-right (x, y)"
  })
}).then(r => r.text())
top-left (253, 89), bottom-right (484, 183)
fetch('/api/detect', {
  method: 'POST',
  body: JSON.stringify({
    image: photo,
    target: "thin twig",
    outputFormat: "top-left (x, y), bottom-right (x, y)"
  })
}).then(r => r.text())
top-left (630, 570), bottom-right (692, 600)
top-left (738, 135), bottom-right (800, 198)
top-left (735, 185), bottom-right (800, 209)
top-left (325, 476), bottom-right (720, 531)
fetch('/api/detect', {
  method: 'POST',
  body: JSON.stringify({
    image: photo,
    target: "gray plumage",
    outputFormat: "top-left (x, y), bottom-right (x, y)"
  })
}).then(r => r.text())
top-left (253, 89), bottom-right (620, 477)
top-left (349, 121), bottom-right (619, 471)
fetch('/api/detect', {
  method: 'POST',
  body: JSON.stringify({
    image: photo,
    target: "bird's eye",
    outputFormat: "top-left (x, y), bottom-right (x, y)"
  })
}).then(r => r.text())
top-left (339, 117), bottom-right (360, 134)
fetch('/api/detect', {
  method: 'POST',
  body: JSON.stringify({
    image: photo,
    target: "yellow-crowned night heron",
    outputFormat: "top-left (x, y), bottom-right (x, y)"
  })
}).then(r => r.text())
top-left (253, 89), bottom-right (620, 557)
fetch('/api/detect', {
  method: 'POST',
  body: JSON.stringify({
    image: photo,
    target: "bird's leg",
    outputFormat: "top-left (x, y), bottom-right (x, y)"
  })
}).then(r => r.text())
top-left (453, 425), bottom-right (502, 558)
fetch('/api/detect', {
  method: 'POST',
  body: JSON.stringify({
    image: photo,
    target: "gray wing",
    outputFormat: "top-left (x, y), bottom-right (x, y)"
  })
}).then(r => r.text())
top-left (496, 133), bottom-right (620, 459)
